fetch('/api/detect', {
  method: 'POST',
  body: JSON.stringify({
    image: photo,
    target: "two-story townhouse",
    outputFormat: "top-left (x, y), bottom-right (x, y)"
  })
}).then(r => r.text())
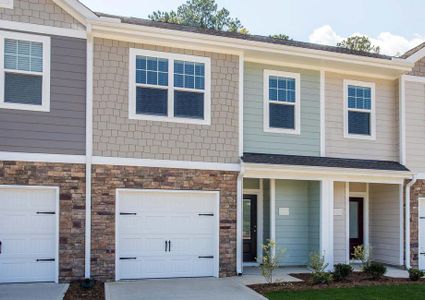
top-left (400, 44), bottom-right (425, 271)
top-left (0, 0), bottom-right (423, 285)
top-left (0, 0), bottom-right (97, 283)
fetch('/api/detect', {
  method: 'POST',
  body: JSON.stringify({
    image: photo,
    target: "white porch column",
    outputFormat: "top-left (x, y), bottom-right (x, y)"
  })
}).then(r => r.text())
top-left (320, 179), bottom-right (334, 270)
top-left (236, 174), bottom-right (243, 274)
top-left (270, 179), bottom-right (276, 256)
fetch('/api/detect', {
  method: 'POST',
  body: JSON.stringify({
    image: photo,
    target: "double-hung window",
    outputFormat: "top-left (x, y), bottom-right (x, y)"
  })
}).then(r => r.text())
top-left (0, 31), bottom-right (50, 112)
top-left (264, 70), bottom-right (300, 134)
top-left (129, 49), bottom-right (211, 125)
top-left (344, 80), bottom-right (375, 140)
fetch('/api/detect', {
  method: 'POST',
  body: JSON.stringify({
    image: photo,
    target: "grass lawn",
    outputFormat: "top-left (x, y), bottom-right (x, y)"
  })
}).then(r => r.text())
top-left (265, 284), bottom-right (425, 300)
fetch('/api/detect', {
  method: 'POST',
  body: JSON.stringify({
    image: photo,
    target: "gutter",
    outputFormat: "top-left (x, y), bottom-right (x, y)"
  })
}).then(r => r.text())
top-left (405, 176), bottom-right (417, 269)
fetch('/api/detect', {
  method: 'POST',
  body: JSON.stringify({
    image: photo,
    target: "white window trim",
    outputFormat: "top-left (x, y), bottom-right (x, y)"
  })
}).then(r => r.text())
top-left (263, 69), bottom-right (301, 135)
top-left (0, 30), bottom-right (50, 112)
top-left (343, 80), bottom-right (376, 140)
top-left (0, 0), bottom-right (13, 9)
top-left (128, 48), bottom-right (211, 125)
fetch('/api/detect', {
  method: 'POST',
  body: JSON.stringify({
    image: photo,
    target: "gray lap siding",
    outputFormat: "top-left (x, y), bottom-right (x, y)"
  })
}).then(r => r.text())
top-left (0, 34), bottom-right (86, 155)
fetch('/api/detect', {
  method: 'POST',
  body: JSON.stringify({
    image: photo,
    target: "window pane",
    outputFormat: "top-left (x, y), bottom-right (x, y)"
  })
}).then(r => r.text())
top-left (195, 76), bottom-right (204, 90)
top-left (4, 54), bottom-right (17, 70)
top-left (136, 56), bottom-right (146, 70)
top-left (158, 72), bottom-right (168, 86)
top-left (4, 39), bottom-right (43, 73)
top-left (347, 85), bottom-right (372, 110)
top-left (185, 75), bottom-right (194, 89)
top-left (195, 63), bottom-right (204, 76)
top-left (243, 199), bottom-right (251, 239)
top-left (174, 61), bottom-right (184, 74)
top-left (136, 70), bottom-right (146, 84)
top-left (147, 71), bottom-right (157, 85)
top-left (184, 62), bottom-right (194, 75)
top-left (269, 76), bottom-right (277, 88)
top-left (147, 57), bottom-right (157, 71)
top-left (5, 73), bottom-right (42, 105)
top-left (174, 74), bottom-right (184, 88)
top-left (349, 202), bottom-right (359, 239)
top-left (268, 75), bottom-right (296, 103)
top-left (136, 87), bottom-right (167, 116)
top-left (269, 103), bottom-right (295, 129)
top-left (174, 90), bottom-right (204, 119)
top-left (348, 111), bottom-right (370, 135)
top-left (174, 60), bottom-right (205, 90)
top-left (136, 56), bottom-right (168, 87)
top-left (158, 59), bottom-right (168, 72)
top-left (269, 88), bottom-right (277, 101)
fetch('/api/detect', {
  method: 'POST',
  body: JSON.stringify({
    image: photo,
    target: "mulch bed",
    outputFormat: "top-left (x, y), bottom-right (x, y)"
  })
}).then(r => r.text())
top-left (249, 272), bottom-right (425, 295)
top-left (63, 280), bottom-right (105, 300)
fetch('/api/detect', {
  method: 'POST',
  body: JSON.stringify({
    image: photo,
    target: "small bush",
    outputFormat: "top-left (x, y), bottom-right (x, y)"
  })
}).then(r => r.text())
top-left (309, 252), bottom-right (333, 284)
top-left (408, 268), bottom-right (425, 281)
top-left (333, 263), bottom-right (353, 281)
top-left (260, 240), bottom-right (286, 284)
top-left (364, 262), bottom-right (386, 280)
top-left (352, 245), bottom-right (372, 270)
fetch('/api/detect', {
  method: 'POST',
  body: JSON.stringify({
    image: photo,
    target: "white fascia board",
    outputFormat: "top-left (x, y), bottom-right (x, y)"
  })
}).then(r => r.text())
top-left (53, 0), bottom-right (98, 24)
top-left (92, 156), bottom-right (241, 172)
top-left (89, 20), bottom-right (413, 73)
top-left (403, 47), bottom-right (425, 63)
top-left (403, 75), bottom-right (425, 83)
top-left (242, 163), bottom-right (412, 183)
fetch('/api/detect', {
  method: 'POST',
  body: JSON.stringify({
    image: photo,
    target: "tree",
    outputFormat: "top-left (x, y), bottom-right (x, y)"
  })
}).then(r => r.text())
top-left (149, 0), bottom-right (248, 33)
top-left (269, 34), bottom-right (290, 41)
top-left (337, 36), bottom-right (380, 54)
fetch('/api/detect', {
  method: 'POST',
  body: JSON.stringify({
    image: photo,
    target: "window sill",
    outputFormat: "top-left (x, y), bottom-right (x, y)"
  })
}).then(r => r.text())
top-left (264, 126), bottom-right (300, 135)
top-left (0, 102), bottom-right (49, 112)
top-left (344, 133), bottom-right (376, 141)
top-left (129, 113), bottom-right (211, 125)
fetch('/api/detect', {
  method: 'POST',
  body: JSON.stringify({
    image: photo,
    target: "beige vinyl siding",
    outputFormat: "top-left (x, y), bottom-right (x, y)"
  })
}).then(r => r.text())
top-left (334, 182), bottom-right (347, 264)
top-left (405, 81), bottom-right (425, 173)
top-left (325, 73), bottom-right (399, 161)
top-left (369, 183), bottom-right (402, 266)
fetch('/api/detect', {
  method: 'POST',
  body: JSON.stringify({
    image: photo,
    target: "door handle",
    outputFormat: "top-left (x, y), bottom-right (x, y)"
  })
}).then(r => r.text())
top-left (0, 241), bottom-right (2, 254)
top-left (165, 240), bottom-right (168, 252)
top-left (169, 240), bottom-right (171, 252)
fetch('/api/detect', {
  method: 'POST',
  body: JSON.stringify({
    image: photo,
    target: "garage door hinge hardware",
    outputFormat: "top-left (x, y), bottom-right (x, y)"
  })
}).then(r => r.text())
top-left (36, 258), bottom-right (55, 262)
top-left (198, 213), bottom-right (214, 216)
top-left (198, 256), bottom-right (214, 259)
top-left (120, 212), bottom-right (137, 215)
top-left (36, 211), bottom-right (55, 215)
top-left (120, 257), bottom-right (137, 260)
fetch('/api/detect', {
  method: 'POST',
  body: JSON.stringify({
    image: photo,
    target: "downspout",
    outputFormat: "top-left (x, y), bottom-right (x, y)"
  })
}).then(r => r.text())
top-left (405, 175), bottom-right (417, 269)
top-left (236, 162), bottom-right (245, 275)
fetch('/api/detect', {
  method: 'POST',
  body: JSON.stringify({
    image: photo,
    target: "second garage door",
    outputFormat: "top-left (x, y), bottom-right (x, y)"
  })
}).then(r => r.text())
top-left (116, 189), bottom-right (219, 280)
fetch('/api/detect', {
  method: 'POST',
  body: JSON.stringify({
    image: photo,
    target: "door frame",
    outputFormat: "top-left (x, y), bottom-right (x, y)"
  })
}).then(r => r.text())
top-left (0, 185), bottom-right (60, 283)
top-left (243, 179), bottom-right (264, 264)
top-left (115, 189), bottom-right (220, 281)
top-left (346, 184), bottom-right (369, 263)
top-left (419, 197), bottom-right (425, 270)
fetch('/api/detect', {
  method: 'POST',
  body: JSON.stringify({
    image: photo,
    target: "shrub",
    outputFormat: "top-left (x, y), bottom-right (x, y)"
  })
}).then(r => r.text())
top-left (364, 262), bottom-right (387, 280)
top-left (333, 263), bottom-right (353, 281)
top-left (408, 268), bottom-right (425, 281)
top-left (260, 240), bottom-right (286, 284)
top-left (309, 252), bottom-right (333, 284)
top-left (352, 245), bottom-right (371, 270)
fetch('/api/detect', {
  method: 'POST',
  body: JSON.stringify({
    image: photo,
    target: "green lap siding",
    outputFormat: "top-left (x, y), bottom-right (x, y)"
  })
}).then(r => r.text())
top-left (275, 180), bottom-right (320, 265)
top-left (243, 62), bottom-right (321, 156)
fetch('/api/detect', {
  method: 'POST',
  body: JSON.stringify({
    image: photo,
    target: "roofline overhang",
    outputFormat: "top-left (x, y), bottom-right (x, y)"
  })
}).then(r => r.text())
top-left (89, 17), bottom-right (414, 79)
top-left (242, 162), bottom-right (412, 184)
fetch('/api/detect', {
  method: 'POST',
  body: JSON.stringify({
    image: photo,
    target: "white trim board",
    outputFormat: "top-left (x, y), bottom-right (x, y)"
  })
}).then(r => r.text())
top-left (0, 151), bottom-right (86, 164)
top-left (0, 20), bottom-right (87, 39)
top-left (403, 75), bottom-right (425, 83)
top-left (92, 156), bottom-right (241, 172)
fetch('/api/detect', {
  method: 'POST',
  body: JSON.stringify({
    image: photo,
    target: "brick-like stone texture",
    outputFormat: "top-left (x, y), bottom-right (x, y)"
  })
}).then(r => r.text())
top-left (0, 0), bottom-right (84, 30)
top-left (409, 57), bottom-right (425, 77)
top-left (0, 161), bottom-right (86, 282)
top-left (91, 165), bottom-right (238, 281)
top-left (92, 38), bottom-right (239, 164)
top-left (409, 179), bottom-right (424, 267)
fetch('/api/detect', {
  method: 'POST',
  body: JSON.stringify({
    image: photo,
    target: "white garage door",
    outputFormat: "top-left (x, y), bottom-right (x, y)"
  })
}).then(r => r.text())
top-left (0, 186), bottom-right (58, 283)
top-left (420, 198), bottom-right (425, 270)
top-left (117, 190), bottom-right (219, 280)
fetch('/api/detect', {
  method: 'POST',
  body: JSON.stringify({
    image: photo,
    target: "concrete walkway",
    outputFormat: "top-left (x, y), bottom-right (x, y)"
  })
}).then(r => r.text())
top-left (236, 266), bottom-right (308, 285)
top-left (0, 283), bottom-right (69, 300)
top-left (105, 277), bottom-right (266, 300)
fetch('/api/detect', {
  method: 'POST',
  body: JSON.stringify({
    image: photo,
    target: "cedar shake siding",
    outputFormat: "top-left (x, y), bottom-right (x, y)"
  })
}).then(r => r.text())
top-left (92, 38), bottom-right (239, 163)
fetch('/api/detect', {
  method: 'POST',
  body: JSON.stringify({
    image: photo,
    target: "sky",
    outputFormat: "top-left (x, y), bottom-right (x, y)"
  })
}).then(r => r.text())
top-left (80, 0), bottom-right (425, 56)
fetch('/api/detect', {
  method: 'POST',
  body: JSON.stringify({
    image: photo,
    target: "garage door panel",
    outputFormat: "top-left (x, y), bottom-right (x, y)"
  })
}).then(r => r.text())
top-left (117, 190), bottom-right (218, 280)
top-left (0, 187), bottom-right (57, 283)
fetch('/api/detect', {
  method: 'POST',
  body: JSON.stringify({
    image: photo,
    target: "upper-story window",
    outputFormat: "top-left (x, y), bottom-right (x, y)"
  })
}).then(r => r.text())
top-left (263, 70), bottom-right (300, 134)
top-left (129, 49), bottom-right (211, 125)
top-left (344, 80), bottom-right (376, 140)
top-left (0, 31), bottom-right (50, 112)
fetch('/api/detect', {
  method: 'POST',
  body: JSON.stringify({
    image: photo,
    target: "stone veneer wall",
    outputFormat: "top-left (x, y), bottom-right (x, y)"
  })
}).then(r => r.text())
top-left (0, 0), bottom-right (85, 30)
top-left (90, 165), bottom-right (238, 281)
top-left (0, 161), bottom-right (86, 282)
top-left (410, 179), bottom-right (425, 267)
top-left (408, 57), bottom-right (425, 77)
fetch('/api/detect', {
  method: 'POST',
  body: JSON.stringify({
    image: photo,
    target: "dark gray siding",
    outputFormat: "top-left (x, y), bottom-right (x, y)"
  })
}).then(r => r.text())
top-left (0, 34), bottom-right (86, 155)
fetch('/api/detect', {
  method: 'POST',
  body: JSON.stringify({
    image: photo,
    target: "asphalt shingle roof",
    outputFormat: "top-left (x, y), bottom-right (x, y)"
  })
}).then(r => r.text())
top-left (242, 153), bottom-right (410, 172)
top-left (401, 42), bottom-right (425, 59)
top-left (96, 12), bottom-right (394, 60)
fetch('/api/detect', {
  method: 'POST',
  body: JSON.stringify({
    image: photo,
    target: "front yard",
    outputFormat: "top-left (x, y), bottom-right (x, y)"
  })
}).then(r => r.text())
top-left (265, 284), bottom-right (425, 300)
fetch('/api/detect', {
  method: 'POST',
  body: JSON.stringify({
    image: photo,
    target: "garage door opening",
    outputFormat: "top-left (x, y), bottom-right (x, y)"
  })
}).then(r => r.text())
top-left (0, 186), bottom-right (59, 283)
top-left (116, 189), bottom-right (220, 280)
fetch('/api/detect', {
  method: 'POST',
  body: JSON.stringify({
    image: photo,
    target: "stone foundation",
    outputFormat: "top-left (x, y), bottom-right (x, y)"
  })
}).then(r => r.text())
top-left (90, 165), bottom-right (238, 281)
top-left (410, 179), bottom-right (425, 267)
top-left (0, 161), bottom-right (86, 282)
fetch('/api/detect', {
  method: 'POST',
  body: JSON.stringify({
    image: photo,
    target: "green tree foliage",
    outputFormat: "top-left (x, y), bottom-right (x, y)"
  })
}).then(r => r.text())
top-left (269, 34), bottom-right (290, 41)
top-left (149, 0), bottom-right (248, 33)
top-left (337, 36), bottom-right (380, 54)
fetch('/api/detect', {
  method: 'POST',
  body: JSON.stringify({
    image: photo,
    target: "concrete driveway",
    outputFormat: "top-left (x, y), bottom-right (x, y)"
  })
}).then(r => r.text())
top-left (0, 283), bottom-right (69, 300)
top-left (105, 277), bottom-right (266, 300)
